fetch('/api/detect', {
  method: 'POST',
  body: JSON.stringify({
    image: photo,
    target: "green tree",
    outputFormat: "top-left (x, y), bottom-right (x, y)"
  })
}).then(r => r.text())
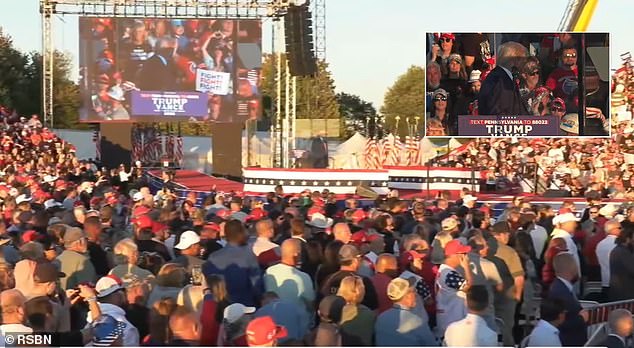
top-left (381, 65), bottom-right (425, 139)
top-left (336, 92), bottom-right (377, 138)
top-left (260, 53), bottom-right (341, 127)
top-left (0, 28), bottom-right (27, 109)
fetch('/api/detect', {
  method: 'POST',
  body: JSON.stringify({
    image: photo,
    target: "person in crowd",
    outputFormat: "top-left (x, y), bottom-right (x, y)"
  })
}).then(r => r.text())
top-left (90, 275), bottom-right (140, 346)
top-left (431, 217), bottom-right (460, 265)
top-left (479, 41), bottom-right (530, 115)
top-left (609, 227), bottom-right (634, 301)
top-left (109, 237), bottom-right (154, 285)
top-left (313, 295), bottom-right (345, 346)
top-left (320, 244), bottom-right (379, 310)
top-left (337, 275), bottom-right (376, 346)
top-left (199, 274), bottom-right (231, 345)
top-left (220, 303), bottom-right (255, 346)
top-left (84, 216), bottom-right (112, 277)
top-left (519, 56), bottom-right (544, 113)
top-left (254, 292), bottom-right (309, 344)
top-left (489, 221), bottom-right (525, 346)
top-left (435, 239), bottom-right (473, 339)
top-left (600, 309), bottom-right (633, 348)
top-left (173, 230), bottom-right (204, 274)
top-left (57, 227), bottom-right (98, 290)
top-left (146, 263), bottom-right (186, 308)
top-left (264, 238), bottom-right (314, 312)
top-left (444, 285), bottom-right (497, 347)
top-left (596, 219), bottom-right (620, 299)
top-left (371, 253), bottom-right (399, 314)
top-left (548, 253), bottom-right (587, 346)
top-left (204, 220), bottom-right (263, 307)
top-left (546, 46), bottom-right (579, 105)
top-left (245, 315), bottom-right (288, 347)
top-left (0, 289), bottom-right (32, 340)
top-left (168, 306), bottom-right (202, 346)
top-left (374, 277), bottom-right (438, 346)
top-left (551, 212), bottom-right (581, 275)
top-left (427, 89), bottom-right (451, 136)
top-left (466, 235), bottom-right (502, 330)
top-left (428, 33), bottom-right (457, 77)
top-left (440, 53), bottom-right (469, 111)
top-left (426, 61), bottom-right (442, 113)
top-left (525, 298), bottom-right (566, 347)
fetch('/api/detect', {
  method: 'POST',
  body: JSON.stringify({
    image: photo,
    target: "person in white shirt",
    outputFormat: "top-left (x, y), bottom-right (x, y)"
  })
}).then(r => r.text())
top-left (526, 298), bottom-right (565, 347)
top-left (596, 219), bottom-right (621, 297)
top-left (435, 239), bottom-right (473, 339)
top-left (444, 285), bottom-right (497, 347)
top-left (251, 219), bottom-right (279, 257)
top-left (550, 213), bottom-right (580, 273)
top-left (0, 289), bottom-right (32, 345)
top-left (264, 238), bottom-right (314, 312)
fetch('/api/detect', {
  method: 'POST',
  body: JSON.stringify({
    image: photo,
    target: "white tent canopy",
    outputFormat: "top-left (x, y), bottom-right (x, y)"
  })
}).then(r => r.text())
top-left (333, 132), bottom-right (367, 169)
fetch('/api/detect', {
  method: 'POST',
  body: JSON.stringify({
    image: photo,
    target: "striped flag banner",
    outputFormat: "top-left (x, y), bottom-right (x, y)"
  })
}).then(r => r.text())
top-left (391, 136), bottom-right (404, 166)
top-left (175, 136), bottom-right (184, 166)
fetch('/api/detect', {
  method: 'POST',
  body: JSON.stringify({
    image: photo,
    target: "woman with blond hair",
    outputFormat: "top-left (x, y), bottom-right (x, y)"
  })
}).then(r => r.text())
top-left (337, 275), bottom-right (376, 346)
top-left (146, 263), bottom-right (186, 308)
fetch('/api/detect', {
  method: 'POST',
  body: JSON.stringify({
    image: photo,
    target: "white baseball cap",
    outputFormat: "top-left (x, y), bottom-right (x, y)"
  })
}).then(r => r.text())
top-left (553, 212), bottom-right (579, 225)
top-left (43, 175), bottom-right (58, 183)
top-left (132, 191), bottom-right (144, 202)
top-left (223, 303), bottom-right (256, 324)
top-left (44, 199), bottom-right (63, 210)
top-left (16, 194), bottom-right (32, 205)
top-left (174, 230), bottom-right (200, 250)
top-left (95, 275), bottom-right (124, 298)
top-left (463, 195), bottom-right (478, 202)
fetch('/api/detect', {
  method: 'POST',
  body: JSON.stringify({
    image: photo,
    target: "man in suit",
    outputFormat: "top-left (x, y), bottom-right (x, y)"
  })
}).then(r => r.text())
top-left (478, 41), bottom-right (529, 115)
top-left (601, 309), bottom-right (633, 348)
top-left (137, 37), bottom-right (178, 91)
top-left (548, 252), bottom-right (588, 346)
top-left (310, 132), bottom-right (329, 168)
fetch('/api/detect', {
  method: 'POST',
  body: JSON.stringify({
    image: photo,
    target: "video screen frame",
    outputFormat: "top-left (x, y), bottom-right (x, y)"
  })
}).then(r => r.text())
top-left (424, 32), bottom-right (610, 138)
top-left (78, 17), bottom-right (263, 123)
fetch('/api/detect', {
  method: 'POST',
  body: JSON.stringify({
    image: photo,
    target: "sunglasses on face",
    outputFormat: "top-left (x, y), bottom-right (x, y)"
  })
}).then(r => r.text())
top-left (551, 106), bottom-right (564, 112)
top-left (564, 53), bottom-right (577, 58)
top-left (528, 70), bottom-right (540, 76)
top-left (440, 38), bottom-right (454, 43)
top-left (434, 96), bottom-right (447, 101)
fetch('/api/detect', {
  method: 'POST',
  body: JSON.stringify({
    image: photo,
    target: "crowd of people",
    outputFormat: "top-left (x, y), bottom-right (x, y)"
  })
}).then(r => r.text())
top-left (2, 109), bottom-right (634, 347)
top-left (425, 33), bottom-right (610, 137)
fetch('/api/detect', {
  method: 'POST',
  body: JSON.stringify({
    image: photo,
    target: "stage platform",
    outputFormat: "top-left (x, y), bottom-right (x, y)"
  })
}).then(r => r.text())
top-left (145, 169), bottom-right (626, 216)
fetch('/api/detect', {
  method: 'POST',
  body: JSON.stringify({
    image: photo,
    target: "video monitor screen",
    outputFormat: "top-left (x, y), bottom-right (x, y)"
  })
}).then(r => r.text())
top-left (424, 32), bottom-right (610, 138)
top-left (78, 17), bottom-right (262, 123)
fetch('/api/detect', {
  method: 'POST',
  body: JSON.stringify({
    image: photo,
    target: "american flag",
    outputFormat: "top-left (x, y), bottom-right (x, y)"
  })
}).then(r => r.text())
top-left (404, 136), bottom-right (415, 165)
top-left (381, 137), bottom-right (392, 166)
top-left (131, 127), bottom-right (143, 163)
top-left (364, 138), bottom-right (380, 169)
top-left (414, 135), bottom-right (425, 165)
top-left (445, 270), bottom-right (466, 290)
top-left (392, 136), bottom-right (404, 165)
top-left (166, 130), bottom-right (175, 159)
top-left (175, 135), bottom-right (184, 166)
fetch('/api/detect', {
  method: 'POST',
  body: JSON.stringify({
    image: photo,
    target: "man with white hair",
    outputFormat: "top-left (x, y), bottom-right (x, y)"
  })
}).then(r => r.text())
top-left (596, 219), bottom-right (621, 298)
top-left (550, 212), bottom-right (581, 273)
top-left (478, 41), bottom-right (529, 115)
top-left (601, 309), bottom-right (633, 348)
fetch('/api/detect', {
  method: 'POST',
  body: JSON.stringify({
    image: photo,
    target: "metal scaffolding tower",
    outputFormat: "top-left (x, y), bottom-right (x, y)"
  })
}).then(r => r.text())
top-left (312, 0), bottom-right (326, 60)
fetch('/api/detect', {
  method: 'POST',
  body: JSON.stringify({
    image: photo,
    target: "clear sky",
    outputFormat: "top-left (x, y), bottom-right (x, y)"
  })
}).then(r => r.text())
top-left (0, 0), bottom-right (632, 109)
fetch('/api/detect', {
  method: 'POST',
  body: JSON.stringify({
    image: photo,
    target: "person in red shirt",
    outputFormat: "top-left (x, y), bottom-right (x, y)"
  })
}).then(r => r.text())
top-left (371, 253), bottom-right (399, 314)
top-left (545, 47), bottom-right (578, 104)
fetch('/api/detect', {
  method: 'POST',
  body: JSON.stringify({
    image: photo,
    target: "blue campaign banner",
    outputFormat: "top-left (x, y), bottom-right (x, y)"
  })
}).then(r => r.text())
top-left (131, 91), bottom-right (209, 117)
top-left (458, 115), bottom-right (561, 137)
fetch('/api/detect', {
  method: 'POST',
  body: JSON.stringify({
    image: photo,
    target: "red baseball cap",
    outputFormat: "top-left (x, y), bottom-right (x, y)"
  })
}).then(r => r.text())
top-left (247, 208), bottom-right (267, 222)
top-left (444, 239), bottom-right (471, 256)
top-left (245, 316), bottom-right (288, 347)
top-left (405, 250), bottom-right (427, 262)
top-left (135, 215), bottom-right (154, 230)
top-left (350, 231), bottom-right (368, 244)
top-left (216, 209), bottom-right (231, 219)
top-left (439, 33), bottom-right (456, 41)
top-left (203, 222), bottom-right (221, 232)
top-left (351, 209), bottom-right (367, 224)
top-left (22, 230), bottom-right (38, 243)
